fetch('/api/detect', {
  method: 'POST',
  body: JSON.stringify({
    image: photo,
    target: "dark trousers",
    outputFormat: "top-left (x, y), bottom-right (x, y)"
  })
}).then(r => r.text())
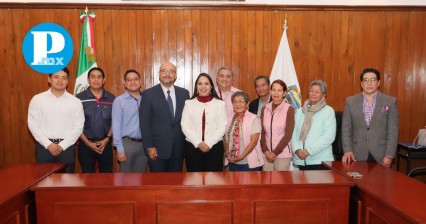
top-left (367, 152), bottom-right (377, 162)
top-left (148, 156), bottom-right (183, 172)
top-left (78, 141), bottom-right (113, 173)
top-left (36, 142), bottom-right (75, 173)
top-left (229, 163), bottom-right (262, 171)
top-left (185, 140), bottom-right (224, 172)
top-left (298, 164), bottom-right (327, 170)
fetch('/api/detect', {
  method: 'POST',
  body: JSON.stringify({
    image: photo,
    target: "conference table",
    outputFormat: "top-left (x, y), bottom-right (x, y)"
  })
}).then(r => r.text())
top-left (0, 163), bottom-right (65, 224)
top-left (323, 161), bottom-right (426, 224)
top-left (31, 170), bottom-right (353, 224)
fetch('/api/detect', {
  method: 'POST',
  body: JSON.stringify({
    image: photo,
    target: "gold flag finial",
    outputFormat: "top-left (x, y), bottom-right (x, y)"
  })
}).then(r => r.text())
top-left (284, 13), bottom-right (288, 30)
top-left (85, 6), bottom-right (89, 14)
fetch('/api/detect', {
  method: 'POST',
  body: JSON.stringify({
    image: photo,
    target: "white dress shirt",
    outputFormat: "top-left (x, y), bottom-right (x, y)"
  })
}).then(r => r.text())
top-left (161, 84), bottom-right (176, 116)
top-left (28, 88), bottom-right (85, 150)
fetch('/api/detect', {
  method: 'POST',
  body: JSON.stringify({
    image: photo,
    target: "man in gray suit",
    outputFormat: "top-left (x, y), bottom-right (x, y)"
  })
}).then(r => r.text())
top-left (342, 68), bottom-right (399, 168)
top-left (140, 62), bottom-right (190, 172)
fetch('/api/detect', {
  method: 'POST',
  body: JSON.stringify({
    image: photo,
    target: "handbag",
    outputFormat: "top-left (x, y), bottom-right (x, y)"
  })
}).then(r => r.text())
top-left (413, 127), bottom-right (426, 149)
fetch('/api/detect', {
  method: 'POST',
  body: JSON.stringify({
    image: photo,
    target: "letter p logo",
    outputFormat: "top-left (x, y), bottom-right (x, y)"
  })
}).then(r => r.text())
top-left (31, 31), bottom-right (65, 65)
top-left (23, 23), bottom-right (74, 74)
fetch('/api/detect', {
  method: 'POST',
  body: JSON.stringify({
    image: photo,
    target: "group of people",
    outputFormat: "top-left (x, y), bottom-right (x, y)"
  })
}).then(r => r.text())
top-left (28, 63), bottom-right (399, 173)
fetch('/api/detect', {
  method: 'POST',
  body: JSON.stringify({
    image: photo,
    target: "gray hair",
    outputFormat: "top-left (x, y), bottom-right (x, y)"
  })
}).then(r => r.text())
top-left (231, 91), bottom-right (250, 103)
top-left (217, 66), bottom-right (234, 77)
top-left (309, 80), bottom-right (327, 94)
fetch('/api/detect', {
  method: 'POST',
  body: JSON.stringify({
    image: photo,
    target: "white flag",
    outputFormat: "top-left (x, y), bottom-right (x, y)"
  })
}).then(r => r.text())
top-left (270, 24), bottom-right (302, 109)
top-left (270, 23), bottom-right (302, 171)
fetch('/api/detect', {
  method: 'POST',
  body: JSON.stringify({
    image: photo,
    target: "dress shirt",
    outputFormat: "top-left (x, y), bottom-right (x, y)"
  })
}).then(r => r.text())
top-left (27, 88), bottom-right (85, 150)
top-left (215, 86), bottom-right (241, 120)
top-left (362, 92), bottom-right (377, 126)
top-left (160, 84), bottom-right (176, 116)
top-left (112, 91), bottom-right (142, 153)
top-left (257, 96), bottom-right (270, 115)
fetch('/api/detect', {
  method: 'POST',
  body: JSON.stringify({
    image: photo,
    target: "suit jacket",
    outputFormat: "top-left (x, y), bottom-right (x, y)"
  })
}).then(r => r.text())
top-left (341, 91), bottom-right (399, 162)
top-left (140, 84), bottom-right (190, 160)
top-left (248, 97), bottom-right (272, 115)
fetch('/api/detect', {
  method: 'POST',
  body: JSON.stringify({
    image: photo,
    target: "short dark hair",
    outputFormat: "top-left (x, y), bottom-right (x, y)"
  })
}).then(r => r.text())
top-left (191, 73), bottom-right (221, 100)
top-left (270, 79), bottom-right (287, 92)
top-left (360, 68), bottom-right (380, 81)
top-left (254, 75), bottom-right (270, 87)
top-left (88, 67), bottom-right (105, 79)
top-left (49, 67), bottom-right (69, 77)
top-left (123, 69), bottom-right (140, 80)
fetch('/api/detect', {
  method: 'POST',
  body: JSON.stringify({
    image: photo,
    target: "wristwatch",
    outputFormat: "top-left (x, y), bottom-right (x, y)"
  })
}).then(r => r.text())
top-left (385, 155), bottom-right (394, 159)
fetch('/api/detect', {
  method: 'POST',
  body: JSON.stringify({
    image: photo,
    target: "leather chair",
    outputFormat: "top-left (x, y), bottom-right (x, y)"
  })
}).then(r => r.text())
top-left (332, 112), bottom-right (344, 161)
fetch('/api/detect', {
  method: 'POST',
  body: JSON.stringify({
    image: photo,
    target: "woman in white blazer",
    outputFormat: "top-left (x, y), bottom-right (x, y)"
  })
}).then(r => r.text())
top-left (181, 73), bottom-right (228, 171)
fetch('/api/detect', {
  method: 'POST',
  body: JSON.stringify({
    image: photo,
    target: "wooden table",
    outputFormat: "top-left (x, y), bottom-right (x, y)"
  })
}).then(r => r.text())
top-left (32, 171), bottom-right (353, 224)
top-left (0, 163), bottom-right (65, 224)
top-left (323, 161), bottom-right (426, 224)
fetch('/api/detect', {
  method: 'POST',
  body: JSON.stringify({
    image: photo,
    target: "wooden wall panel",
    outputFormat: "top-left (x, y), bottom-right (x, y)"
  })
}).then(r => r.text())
top-left (0, 8), bottom-right (425, 169)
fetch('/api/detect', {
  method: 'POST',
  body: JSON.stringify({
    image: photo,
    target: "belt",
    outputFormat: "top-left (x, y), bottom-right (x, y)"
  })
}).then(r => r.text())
top-left (49, 138), bottom-right (64, 144)
top-left (123, 136), bottom-right (143, 142)
top-left (88, 138), bottom-right (105, 142)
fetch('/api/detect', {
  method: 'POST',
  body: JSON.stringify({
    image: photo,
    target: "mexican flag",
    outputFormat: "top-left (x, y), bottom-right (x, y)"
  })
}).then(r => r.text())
top-left (74, 8), bottom-right (97, 95)
top-left (269, 22), bottom-right (302, 109)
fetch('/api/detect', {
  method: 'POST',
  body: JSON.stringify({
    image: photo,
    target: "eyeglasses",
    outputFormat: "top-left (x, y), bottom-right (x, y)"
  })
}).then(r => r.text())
top-left (362, 78), bottom-right (378, 83)
top-left (160, 69), bottom-right (176, 74)
top-left (232, 99), bottom-right (246, 104)
top-left (126, 77), bottom-right (140, 82)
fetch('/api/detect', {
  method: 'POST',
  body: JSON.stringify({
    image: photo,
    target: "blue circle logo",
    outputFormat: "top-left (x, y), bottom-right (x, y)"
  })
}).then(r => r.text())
top-left (22, 22), bottom-right (74, 74)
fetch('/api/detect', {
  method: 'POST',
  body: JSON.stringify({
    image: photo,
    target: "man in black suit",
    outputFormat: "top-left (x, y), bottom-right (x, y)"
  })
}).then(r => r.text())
top-left (140, 62), bottom-right (190, 172)
top-left (248, 75), bottom-right (271, 115)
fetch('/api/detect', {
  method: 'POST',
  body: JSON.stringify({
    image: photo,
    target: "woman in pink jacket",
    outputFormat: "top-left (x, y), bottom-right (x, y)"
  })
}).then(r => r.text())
top-left (224, 91), bottom-right (264, 171)
top-left (260, 79), bottom-right (295, 171)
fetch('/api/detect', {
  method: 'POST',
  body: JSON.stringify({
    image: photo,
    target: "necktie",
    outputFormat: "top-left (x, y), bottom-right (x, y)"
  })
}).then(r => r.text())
top-left (167, 90), bottom-right (174, 119)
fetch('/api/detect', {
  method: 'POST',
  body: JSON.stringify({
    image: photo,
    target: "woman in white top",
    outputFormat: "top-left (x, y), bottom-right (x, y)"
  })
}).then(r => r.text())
top-left (181, 73), bottom-right (228, 171)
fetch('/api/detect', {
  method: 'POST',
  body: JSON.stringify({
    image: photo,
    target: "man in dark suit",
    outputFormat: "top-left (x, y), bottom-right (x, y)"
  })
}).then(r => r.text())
top-left (248, 75), bottom-right (271, 115)
top-left (140, 62), bottom-right (190, 172)
top-left (342, 68), bottom-right (399, 168)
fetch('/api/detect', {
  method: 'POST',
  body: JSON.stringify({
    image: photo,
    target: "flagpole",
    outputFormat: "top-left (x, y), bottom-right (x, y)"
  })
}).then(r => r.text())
top-left (284, 13), bottom-right (288, 30)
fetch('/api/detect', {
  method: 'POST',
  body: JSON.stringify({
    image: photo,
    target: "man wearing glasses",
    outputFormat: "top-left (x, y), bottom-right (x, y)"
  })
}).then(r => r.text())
top-left (112, 69), bottom-right (148, 172)
top-left (342, 68), bottom-right (399, 168)
top-left (140, 62), bottom-right (190, 172)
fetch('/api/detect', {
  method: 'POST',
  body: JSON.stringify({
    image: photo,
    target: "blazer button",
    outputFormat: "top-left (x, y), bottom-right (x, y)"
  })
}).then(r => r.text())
top-left (367, 128), bottom-right (370, 130)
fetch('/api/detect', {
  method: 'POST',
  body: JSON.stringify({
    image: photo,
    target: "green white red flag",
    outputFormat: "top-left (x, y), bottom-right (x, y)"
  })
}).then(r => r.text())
top-left (74, 8), bottom-right (97, 95)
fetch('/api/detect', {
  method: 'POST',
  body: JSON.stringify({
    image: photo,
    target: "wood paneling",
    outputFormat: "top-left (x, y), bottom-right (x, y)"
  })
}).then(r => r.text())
top-left (0, 8), bottom-right (425, 168)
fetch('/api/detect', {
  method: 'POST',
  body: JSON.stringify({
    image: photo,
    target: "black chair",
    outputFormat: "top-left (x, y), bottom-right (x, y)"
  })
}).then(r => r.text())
top-left (408, 167), bottom-right (426, 177)
top-left (332, 112), bottom-right (344, 161)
